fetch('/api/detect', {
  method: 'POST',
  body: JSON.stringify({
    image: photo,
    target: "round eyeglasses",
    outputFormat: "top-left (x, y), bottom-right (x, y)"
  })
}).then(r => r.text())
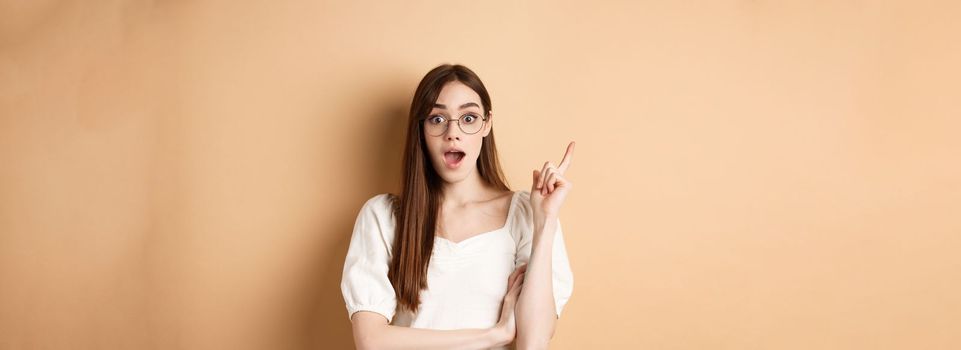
top-left (423, 113), bottom-right (489, 136)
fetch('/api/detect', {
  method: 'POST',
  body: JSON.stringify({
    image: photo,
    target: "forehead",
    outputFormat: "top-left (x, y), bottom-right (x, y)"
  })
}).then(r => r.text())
top-left (433, 81), bottom-right (482, 109)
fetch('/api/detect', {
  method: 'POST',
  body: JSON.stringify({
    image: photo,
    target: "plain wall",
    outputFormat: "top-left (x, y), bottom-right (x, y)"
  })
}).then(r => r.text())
top-left (1, 1), bottom-right (959, 349)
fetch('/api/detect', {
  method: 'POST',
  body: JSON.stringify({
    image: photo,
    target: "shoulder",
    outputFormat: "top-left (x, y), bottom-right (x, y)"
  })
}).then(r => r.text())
top-left (350, 194), bottom-right (398, 251)
top-left (360, 193), bottom-right (395, 214)
top-left (513, 190), bottom-right (533, 216)
top-left (356, 193), bottom-right (397, 228)
top-left (357, 193), bottom-right (396, 217)
top-left (509, 190), bottom-right (534, 235)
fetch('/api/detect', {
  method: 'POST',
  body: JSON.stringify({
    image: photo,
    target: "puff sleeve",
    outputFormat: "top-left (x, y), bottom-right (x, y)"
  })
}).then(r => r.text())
top-left (340, 194), bottom-right (398, 322)
top-left (511, 191), bottom-right (575, 318)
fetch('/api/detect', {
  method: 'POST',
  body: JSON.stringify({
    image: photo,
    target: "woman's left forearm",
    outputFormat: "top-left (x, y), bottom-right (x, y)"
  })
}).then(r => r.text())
top-left (514, 215), bottom-right (558, 349)
top-left (518, 141), bottom-right (576, 349)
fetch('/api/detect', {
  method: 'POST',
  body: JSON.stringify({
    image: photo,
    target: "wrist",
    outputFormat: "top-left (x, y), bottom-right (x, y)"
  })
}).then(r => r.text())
top-left (487, 325), bottom-right (510, 347)
top-left (533, 215), bottom-right (557, 236)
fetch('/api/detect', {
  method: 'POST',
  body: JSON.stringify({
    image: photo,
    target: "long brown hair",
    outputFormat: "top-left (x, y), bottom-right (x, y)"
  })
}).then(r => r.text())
top-left (388, 64), bottom-right (510, 313)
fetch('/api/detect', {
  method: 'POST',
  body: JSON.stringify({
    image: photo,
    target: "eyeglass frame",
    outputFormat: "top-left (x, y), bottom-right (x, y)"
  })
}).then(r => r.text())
top-left (421, 112), bottom-right (491, 136)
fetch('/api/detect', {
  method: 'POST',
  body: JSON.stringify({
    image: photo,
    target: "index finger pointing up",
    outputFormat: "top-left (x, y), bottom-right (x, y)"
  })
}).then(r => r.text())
top-left (558, 141), bottom-right (575, 173)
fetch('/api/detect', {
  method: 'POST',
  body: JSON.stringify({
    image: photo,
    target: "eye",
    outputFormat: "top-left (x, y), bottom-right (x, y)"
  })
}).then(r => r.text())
top-left (461, 114), bottom-right (478, 124)
top-left (428, 115), bottom-right (446, 124)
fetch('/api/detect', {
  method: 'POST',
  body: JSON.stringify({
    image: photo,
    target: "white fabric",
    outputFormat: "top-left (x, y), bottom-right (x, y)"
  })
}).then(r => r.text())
top-left (341, 190), bottom-right (574, 333)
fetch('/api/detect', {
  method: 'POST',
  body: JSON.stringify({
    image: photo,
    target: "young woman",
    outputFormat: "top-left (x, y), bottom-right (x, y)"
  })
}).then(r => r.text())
top-left (340, 64), bottom-right (575, 350)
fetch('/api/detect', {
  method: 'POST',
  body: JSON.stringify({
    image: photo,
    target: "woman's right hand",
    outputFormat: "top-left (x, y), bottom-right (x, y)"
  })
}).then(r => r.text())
top-left (493, 264), bottom-right (527, 346)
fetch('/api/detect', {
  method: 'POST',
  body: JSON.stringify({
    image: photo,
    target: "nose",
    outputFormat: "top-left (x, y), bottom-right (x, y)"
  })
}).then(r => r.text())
top-left (444, 120), bottom-right (461, 141)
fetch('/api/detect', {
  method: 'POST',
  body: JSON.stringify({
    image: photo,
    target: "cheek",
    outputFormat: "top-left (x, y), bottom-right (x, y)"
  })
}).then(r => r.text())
top-left (468, 137), bottom-right (485, 159)
top-left (423, 135), bottom-right (441, 154)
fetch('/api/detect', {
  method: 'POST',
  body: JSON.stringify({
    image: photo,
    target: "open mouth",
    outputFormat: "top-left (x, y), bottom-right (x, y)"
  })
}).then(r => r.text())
top-left (443, 151), bottom-right (466, 168)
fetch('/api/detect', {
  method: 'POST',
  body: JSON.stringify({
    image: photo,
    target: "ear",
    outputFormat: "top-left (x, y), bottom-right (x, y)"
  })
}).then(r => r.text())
top-left (482, 110), bottom-right (493, 137)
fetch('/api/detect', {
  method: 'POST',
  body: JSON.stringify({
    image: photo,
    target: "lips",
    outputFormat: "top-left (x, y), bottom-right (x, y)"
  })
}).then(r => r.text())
top-left (442, 147), bottom-right (466, 169)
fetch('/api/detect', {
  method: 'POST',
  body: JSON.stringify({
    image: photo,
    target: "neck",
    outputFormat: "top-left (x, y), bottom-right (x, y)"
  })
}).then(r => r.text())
top-left (440, 169), bottom-right (491, 207)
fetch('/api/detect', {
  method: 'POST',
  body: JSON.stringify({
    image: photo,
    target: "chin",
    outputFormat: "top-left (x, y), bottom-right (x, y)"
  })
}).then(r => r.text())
top-left (438, 173), bottom-right (467, 184)
top-left (436, 167), bottom-right (469, 183)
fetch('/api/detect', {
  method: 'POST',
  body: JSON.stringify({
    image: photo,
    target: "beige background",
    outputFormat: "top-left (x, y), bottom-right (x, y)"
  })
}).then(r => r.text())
top-left (2, 1), bottom-right (960, 349)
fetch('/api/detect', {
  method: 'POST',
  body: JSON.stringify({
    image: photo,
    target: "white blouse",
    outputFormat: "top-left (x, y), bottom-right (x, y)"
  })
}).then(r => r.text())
top-left (340, 190), bottom-right (574, 335)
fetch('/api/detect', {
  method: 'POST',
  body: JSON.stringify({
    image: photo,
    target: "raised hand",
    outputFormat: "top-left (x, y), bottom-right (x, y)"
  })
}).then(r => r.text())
top-left (531, 141), bottom-right (575, 221)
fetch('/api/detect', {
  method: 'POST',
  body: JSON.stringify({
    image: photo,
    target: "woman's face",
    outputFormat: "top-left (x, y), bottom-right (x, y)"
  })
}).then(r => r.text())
top-left (424, 80), bottom-right (492, 184)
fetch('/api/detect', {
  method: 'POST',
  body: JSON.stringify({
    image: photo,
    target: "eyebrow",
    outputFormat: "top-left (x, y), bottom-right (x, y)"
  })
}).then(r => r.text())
top-left (432, 102), bottom-right (481, 110)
